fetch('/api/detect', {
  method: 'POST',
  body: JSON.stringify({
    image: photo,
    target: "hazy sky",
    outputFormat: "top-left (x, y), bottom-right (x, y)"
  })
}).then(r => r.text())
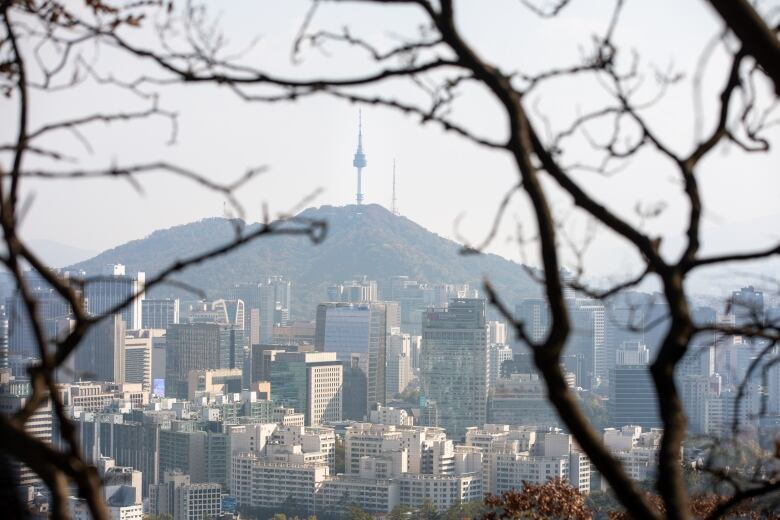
top-left (4, 0), bottom-right (779, 298)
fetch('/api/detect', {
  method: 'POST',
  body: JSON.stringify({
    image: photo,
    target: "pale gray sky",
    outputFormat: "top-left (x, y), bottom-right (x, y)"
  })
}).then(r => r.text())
top-left (4, 0), bottom-right (779, 298)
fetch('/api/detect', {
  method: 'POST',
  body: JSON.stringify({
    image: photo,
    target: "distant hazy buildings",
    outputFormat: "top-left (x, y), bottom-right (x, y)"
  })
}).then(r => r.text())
top-left (229, 277), bottom-right (290, 345)
top-left (387, 276), bottom-right (480, 336)
top-left (390, 276), bottom-right (427, 335)
top-left (516, 295), bottom-right (644, 390)
top-left (327, 276), bottom-right (378, 303)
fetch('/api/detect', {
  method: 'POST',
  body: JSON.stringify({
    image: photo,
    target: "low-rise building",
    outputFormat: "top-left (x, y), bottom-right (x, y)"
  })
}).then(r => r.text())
top-left (149, 471), bottom-right (222, 520)
top-left (398, 473), bottom-right (482, 510)
top-left (230, 453), bottom-right (328, 515)
top-left (369, 404), bottom-right (414, 426)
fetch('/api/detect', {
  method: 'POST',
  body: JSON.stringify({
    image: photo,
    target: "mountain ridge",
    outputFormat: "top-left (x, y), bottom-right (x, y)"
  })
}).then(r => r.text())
top-left (70, 204), bottom-right (541, 318)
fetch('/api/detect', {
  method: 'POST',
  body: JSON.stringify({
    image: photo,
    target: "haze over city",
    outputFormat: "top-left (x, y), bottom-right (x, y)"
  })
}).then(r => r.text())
top-left (12, 0), bottom-right (779, 295)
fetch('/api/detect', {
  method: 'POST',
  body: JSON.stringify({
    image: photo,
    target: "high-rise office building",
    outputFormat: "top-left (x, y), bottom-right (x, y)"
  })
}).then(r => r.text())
top-left (390, 276), bottom-right (427, 335)
top-left (75, 314), bottom-right (126, 383)
top-left (188, 300), bottom-right (246, 373)
top-left (681, 372), bottom-right (721, 434)
top-left (327, 276), bottom-right (378, 304)
top-left (343, 353), bottom-right (369, 420)
top-left (75, 412), bottom-right (164, 496)
top-left (7, 285), bottom-right (71, 357)
top-left (604, 305), bottom-right (645, 383)
top-left (315, 301), bottom-right (387, 419)
top-left (141, 299), bottom-right (179, 329)
top-left (268, 352), bottom-right (342, 426)
top-left (420, 299), bottom-right (489, 439)
top-left (85, 265), bottom-right (145, 330)
top-left (165, 323), bottom-right (223, 399)
top-left (608, 342), bottom-right (660, 428)
top-left (268, 276), bottom-right (292, 326)
top-left (386, 330), bottom-right (412, 397)
top-left (570, 299), bottom-right (606, 389)
top-left (124, 330), bottom-right (153, 390)
top-left (249, 344), bottom-right (296, 385)
top-left (515, 296), bottom-right (608, 390)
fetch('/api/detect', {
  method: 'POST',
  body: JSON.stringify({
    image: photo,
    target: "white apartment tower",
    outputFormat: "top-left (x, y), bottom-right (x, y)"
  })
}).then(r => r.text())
top-left (124, 330), bottom-right (152, 390)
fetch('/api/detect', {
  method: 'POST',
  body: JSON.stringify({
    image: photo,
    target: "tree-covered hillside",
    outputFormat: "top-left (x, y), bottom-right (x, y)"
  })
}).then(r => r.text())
top-left (72, 204), bottom-right (541, 318)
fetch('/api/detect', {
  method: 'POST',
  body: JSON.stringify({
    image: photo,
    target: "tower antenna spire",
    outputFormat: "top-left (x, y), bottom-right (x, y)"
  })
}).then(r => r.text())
top-left (392, 159), bottom-right (398, 216)
top-left (352, 109), bottom-right (367, 205)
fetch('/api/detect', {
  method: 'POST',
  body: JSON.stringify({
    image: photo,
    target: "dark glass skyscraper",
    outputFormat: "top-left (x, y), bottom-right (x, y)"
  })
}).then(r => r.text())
top-left (315, 302), bottom-right (387, 419)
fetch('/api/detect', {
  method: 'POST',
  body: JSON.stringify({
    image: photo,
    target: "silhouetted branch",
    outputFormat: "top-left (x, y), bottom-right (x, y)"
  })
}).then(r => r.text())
top-left (705, 0), bottom-right (780, 95)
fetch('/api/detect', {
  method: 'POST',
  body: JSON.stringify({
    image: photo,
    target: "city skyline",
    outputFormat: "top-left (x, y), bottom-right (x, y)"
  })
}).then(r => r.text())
top-left (3, 1), bottom-right (780, 517)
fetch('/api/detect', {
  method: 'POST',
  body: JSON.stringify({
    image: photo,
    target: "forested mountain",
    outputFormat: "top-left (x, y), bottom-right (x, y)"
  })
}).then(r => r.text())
top-left (72, 204), bottom-right (541, 318)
